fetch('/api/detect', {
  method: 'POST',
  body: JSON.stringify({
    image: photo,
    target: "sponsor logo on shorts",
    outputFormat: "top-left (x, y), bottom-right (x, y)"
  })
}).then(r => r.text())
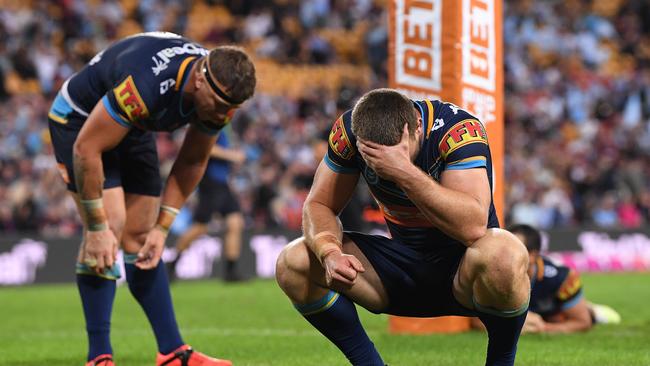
top-left (328, 116), bottom-right (354, 160)
top-left (438, 119), bottom-right (487, 158)
top-left (114, 75), bottom-right (149, 122)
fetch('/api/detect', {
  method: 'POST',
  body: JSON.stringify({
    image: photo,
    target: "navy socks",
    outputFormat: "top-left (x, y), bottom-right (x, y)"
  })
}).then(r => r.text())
top-left (124, 254), bottom-right (183, 354)
top-left (475, 299), bottom-right (529, 366)
top-left (295, 291), bottom-right (384, 366)
top-left (76, 273), bottom-right (116, 361)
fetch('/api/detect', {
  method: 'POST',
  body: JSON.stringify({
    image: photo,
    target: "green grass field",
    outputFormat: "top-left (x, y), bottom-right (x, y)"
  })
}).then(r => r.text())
top-left (1, 273), bottom-right (649, 366)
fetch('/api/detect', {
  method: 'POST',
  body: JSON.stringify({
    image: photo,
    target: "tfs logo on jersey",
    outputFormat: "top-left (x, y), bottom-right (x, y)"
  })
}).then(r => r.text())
top-left (329, 117), bottom-right (354, 160)
top-left (152, 43), bottom-right (208, 75)
top-left (439, 119), bottom-right (487, 159)
top-left (114, 75), bottom-right (149, 122)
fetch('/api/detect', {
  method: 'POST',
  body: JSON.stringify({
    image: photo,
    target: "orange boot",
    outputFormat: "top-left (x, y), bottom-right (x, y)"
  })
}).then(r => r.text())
top-left (157, 345), bottom-right (232, 366)
top-left (85, 354), bottom-right (114, 366)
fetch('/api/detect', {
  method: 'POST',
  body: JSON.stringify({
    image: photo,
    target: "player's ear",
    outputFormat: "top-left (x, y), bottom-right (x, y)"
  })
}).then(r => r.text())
top-left (416, 117), bottom-right (423, 135)
top-left (194, 72), bottom-right (203, 90)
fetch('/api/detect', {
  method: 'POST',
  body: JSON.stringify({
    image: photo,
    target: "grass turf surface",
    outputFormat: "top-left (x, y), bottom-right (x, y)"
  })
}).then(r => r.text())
top-left (1, 273), bottom-right (649, 366)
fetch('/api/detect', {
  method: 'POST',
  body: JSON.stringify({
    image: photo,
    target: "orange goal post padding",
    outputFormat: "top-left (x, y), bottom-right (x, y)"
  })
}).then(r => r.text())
top-left (387, 0), bottom-right (504, 334)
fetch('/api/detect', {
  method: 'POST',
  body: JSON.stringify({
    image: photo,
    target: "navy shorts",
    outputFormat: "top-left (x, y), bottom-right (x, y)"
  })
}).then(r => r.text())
top-left (193, 178), bottom-right (241, 223)
top-left (48, 95), bottom-right (161, 196)
top-left (345, 231), bottom-right (476, 318)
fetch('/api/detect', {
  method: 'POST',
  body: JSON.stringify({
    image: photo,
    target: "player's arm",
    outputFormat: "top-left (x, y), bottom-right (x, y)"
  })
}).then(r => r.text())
top-left (398, 165), bottom-right (490, 245)
top-left (135, 123), bottom-right (218, 269)
top-left (543, 269), bottom-right (592, 333)
top-left (210, 145), bottom-right (245, 164)
top-left (542, 297), bottom-right (592, 333)
top-left (303, 160), bottom-right (359, 256)
top-left (357, 124), bottom-right (490, 245)
top-left (303, 160), bottom-right (363, 286)
top-left (73, 101), bottom-right (131, 229)
top-left (73, 100), bottom-right (131, 273)
top-left (157, 124), bottom-right (219, 229)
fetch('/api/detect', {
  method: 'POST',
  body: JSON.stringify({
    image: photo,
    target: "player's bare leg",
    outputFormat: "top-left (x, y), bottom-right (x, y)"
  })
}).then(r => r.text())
top-left (74, 188), bottom-right (126, 268)
top-left (276, 236), bottom-right (387, 365)
top-left (121, 193), bottom-right (231, 366)
top-left (453, 228), bottom-right (530, 366)
top-left (121, 193), bottom-right (158, 253)
top-left (121, 193), bottom-right (183, 354)
top-left (453, 228), bottom-right (530, 310)
top-left (174, 223), bottom-right (209, 254)
top-left (169, 223), bottom-right (208, 281)
top-left (223, 212), bottom-right (244, 281)
top-left (73, 187), bottom-right (125, 364)
top-left (277, 236), bottom-right (388, 309)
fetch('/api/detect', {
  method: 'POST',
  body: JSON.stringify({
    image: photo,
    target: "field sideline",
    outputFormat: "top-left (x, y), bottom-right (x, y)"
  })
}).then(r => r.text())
top-left (1, 273), bottom-right (649, 366)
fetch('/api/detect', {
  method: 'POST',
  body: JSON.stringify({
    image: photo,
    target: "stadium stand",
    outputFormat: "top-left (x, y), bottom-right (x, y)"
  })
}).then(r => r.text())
top-left (0, 0), bottom-right (649, 236)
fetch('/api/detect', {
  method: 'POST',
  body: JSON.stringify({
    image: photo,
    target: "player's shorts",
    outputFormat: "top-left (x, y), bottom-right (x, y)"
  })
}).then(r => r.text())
top-left (345, 231), bottom-right (476, 318)
top-left (48, 93), bottom-right (161, 196)
top-left (193, 178), bottom-right (240, 223)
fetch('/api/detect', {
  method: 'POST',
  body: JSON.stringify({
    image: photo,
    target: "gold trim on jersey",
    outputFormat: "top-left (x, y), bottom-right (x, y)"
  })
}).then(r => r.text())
top-left (536, 256), bottom-right (545, 281)
top-left (424, 100), bottom-right (434, 138)
top-left (175, 56), bottom-right (197, 91)
top-left (48, 112), bottom-right (67, 124)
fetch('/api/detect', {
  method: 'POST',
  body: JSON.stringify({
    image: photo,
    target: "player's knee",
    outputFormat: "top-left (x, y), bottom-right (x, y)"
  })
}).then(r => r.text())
top-left (475, 229), bottom-right (529, 293)
top-left (275, 237), bottom-right (310, 288)
top-left (121, 228), bottom-right (148, 254)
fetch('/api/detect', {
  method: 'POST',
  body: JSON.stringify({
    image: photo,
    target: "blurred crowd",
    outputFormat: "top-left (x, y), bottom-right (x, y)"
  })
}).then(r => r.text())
top-left (0, 0), bottom-right (649, 236)
top-left (504, 0), bottom-right (650, 228)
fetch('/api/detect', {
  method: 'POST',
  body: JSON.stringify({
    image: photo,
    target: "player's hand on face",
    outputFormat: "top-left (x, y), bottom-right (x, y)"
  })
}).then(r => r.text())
top-left (135, 226), bottom-right (167, 270)
top-left (84, 228), bottom-right (119, 274)
top-left (322, 250), bottom-right (365, 289)
top-left (522, 311), bottom-right (546, 334)
top-left (357, 123), bottom-right (413, 183)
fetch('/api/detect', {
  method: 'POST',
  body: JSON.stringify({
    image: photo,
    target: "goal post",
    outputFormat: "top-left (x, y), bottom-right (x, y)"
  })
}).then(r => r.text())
top-left (387, 0), bottom-right (504, 334)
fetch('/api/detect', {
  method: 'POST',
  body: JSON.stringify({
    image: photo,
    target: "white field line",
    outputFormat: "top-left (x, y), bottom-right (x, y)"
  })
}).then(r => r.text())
top-left (1, 327), bottom-right (384, 340)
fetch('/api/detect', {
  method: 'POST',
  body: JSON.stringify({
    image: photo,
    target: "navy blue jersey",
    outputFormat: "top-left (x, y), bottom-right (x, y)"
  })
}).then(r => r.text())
top-left (530, 256), bottom-right (584, 317)
top-left (62, 32), bottom-right (218, 134)
top-left (325, 100), bottom-right (499, 252)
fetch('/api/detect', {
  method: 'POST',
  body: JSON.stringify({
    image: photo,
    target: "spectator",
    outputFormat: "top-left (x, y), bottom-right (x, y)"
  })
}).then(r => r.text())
top-left (0, 0), bottom-right (649, 236)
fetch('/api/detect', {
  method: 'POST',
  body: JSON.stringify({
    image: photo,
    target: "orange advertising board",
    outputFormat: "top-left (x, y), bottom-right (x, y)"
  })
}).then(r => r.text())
top-left (388, 0), bottom-right (504, 334)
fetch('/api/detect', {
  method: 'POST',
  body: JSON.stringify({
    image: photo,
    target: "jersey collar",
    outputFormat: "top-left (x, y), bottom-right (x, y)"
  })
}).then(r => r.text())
top-left (413, 101), bottom-right (426, 147)
top-left (178, 56), bottom-right (199, 117)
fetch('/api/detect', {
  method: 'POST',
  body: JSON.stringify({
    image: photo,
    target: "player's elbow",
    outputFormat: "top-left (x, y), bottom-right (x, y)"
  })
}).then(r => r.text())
top-left (73, 138), bottom-right (99, 160)
top-left (561, 311), bottom-right (593, 333)
top-left (576, 315), bottom-right (594, 332)
top-left (303, 197), bottom-right (337, 217)
top-left (463, 225), bottom-right (488, 245)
